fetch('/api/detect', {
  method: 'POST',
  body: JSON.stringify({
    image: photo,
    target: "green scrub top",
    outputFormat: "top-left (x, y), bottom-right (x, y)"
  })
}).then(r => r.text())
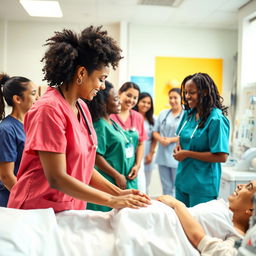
top-left (175, 108), bottom-right (230, 197)
top-left (87, 118), bottom-right (139, 212)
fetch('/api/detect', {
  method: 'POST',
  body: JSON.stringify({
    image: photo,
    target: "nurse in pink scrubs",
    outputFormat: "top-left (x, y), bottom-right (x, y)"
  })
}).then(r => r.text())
top-left (8, 26), bottom-right (151, 213)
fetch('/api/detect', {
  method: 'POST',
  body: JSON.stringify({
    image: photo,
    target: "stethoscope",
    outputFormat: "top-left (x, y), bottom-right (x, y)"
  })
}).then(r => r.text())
top-left (76, 102), bottom-right (97, 149)
top-left (58, 87), bottom-right (97, 149)
top-left (111, 120), bottom-right (130, 144)
top-left (115, 111), bottom-right (137, 132)
top-left (176, 116), bottom-right (199, 139)
top-left (161, 109), bottom-right (172, 127)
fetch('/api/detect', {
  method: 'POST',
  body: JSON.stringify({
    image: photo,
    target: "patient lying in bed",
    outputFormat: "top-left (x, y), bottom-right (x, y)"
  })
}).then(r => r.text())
top-left (0, 191), bottom-right (247, 256)
top-left (157, 181), bottom-right (256, 256)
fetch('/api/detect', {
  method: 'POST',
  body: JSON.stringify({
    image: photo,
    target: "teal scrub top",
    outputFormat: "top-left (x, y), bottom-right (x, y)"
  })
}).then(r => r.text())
top-left (87, 118), bottom-right (139, 212)
top-left (175, 108), bottom-right (230, 196)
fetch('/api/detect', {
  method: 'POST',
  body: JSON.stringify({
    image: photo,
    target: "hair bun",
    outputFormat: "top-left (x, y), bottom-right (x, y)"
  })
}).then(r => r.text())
top-left (0, 73), bottom-right (10, 87)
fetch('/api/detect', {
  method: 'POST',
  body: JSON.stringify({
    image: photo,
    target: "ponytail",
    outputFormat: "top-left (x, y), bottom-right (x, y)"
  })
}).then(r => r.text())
top-left (0, 73), bottom-right (10, 120)
top-left (0, 73), bottom-right (30, 120)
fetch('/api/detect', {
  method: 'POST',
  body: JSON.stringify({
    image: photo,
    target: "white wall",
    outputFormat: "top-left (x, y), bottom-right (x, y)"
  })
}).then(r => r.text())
top-left (0, 20), bottom-right (6, 71)
top-left (2, 21), bottom-right (120, 86)
top-left (2, 20), bottom-right (238, 96)
top-left (127, 24), bottom-right (238, 102)
top-left (237, 0), bottom-right (256, 113)
top-left (1, 20), bottom-right (239, 113)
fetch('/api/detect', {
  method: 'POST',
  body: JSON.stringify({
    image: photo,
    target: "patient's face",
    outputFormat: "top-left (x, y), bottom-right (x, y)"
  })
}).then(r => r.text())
top-left (228, 181), bottom-right (256, 213)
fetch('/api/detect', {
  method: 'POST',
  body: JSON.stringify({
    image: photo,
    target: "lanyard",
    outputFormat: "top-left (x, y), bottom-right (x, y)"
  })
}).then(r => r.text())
top-left (177, 116), bottom-right (199, 139)
top-left (111, 120), bottom-right (130, 144)
top-left (57, 87), bottom-right (97, 149)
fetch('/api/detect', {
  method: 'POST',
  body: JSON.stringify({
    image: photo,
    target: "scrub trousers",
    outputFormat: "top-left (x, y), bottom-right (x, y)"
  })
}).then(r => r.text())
top-left (137, 164), bottom-right (146, 193)
top-left (144, 161), bottom-right (155, 194)
top-left (0, 188), bottom-right (10, 207)
top-left (158, 165), bottom-right (176, 196)
top-left (175, 187), bottom-right (217, 207)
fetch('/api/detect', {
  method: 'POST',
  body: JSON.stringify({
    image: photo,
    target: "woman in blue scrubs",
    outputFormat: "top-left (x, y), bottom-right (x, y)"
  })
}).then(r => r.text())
top-left (174, 73), bottom-right (230, 207)
top-left (153, 88), bottom-right (183, 196)
top-left (0, 74), bottom-right (37, 206)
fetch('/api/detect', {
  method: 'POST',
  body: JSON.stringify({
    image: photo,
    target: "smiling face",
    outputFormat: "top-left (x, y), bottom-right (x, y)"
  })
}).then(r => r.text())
top-left (119, 87), bottom-right (139, 111)
top-left (228, 181), bottom-right (256, 214)
top-left (81, 65), bottom-right (110, 101)
top-left (169, 91), bottom-right (181, 111)
top-left (184, 79), bottom-right (199, 109)
top-left (106, 88), bottom-right (121, 115)
top-left (137, 96), bottom-right (152, 115)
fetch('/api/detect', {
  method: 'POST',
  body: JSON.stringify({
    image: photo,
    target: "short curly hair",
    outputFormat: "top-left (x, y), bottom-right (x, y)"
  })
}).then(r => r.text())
top-left (41, 26), bottom-right (122, 89)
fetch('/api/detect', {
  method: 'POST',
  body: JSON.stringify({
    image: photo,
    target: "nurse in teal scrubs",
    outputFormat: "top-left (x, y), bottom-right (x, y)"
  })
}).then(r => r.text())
top-left (87, 81), bottom-right (139, 212)
top-left (174, 73), bottom-right (230, 207)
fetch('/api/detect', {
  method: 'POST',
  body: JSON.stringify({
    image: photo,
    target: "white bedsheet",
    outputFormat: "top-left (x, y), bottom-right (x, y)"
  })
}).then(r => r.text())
top-left (189, 199), bottom-right (242, 241)
top-left (0, 201), bottom-right (200, 256)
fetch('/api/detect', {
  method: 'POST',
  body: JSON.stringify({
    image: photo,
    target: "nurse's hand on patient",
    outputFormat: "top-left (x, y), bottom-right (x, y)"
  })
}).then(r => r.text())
top-left (127, 164), bottom-right (139, 180)
top-left (115, 173), bottom-right (127, 190)
top-left (120, 189), bottom-right (151, 201)
top-left (108, 192), bottom-right (151, 209)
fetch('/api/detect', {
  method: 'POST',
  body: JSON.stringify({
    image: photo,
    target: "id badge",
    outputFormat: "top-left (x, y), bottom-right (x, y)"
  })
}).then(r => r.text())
top-left (125, 143), bottom-right (134, 158)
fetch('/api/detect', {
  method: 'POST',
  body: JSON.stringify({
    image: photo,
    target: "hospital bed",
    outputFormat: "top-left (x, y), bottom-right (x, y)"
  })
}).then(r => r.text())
top-left (0, 201), bottom-right (199, 256)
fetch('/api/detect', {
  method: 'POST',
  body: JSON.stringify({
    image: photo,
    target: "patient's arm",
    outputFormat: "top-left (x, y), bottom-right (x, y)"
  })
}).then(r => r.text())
top-left (157, 195), bottom-right (205, 247)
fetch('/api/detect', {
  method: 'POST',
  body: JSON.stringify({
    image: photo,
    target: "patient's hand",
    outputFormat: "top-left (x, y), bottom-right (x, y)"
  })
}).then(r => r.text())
top-left (156, 195), bottom-right (180, 208)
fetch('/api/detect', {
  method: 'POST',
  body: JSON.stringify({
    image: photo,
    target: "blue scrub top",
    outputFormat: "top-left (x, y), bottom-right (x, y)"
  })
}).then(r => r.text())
top-left (143, 118), bottom-right (156, 172)
top-left (0, 116), bottom-right (25, 206)
top-left (153, 109), bottom-right (184, 168)
top-left (175, 108), bottom-right (230, 196)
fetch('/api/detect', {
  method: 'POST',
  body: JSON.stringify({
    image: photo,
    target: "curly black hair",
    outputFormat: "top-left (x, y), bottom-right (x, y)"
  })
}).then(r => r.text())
top-left (86, 80), bottom-right (114, 122)
top-left (181, 72), bottom-right (228, 128)
top-left (41, 26), bottom-right (122, 89)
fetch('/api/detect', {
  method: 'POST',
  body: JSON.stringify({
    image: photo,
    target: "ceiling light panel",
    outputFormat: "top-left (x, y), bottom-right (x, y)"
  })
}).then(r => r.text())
top-left (138, 0), bottom-right (184, 7)
top-left (20, 0), bottom-right (63, 17)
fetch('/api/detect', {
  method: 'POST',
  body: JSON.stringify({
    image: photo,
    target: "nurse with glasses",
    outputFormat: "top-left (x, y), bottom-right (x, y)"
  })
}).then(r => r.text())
top-left (153, 88), bottom-right (183, 196)
top-left (174, 73), bottom-right (230, 207)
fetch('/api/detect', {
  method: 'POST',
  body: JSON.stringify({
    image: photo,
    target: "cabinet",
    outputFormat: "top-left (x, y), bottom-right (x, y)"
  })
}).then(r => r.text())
top-left (219, 166), bottom-right (256, 201)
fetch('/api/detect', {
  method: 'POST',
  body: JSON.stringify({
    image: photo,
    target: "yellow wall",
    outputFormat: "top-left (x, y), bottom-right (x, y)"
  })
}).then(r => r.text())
top-left (154, 57), bottom-right (223, 115)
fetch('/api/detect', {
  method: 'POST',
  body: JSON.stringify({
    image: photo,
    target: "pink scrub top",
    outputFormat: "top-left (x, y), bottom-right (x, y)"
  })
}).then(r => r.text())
top-left (110, 110), bottom-right (147, 142)
top-left (8, 87), bottom-right (97, 212)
